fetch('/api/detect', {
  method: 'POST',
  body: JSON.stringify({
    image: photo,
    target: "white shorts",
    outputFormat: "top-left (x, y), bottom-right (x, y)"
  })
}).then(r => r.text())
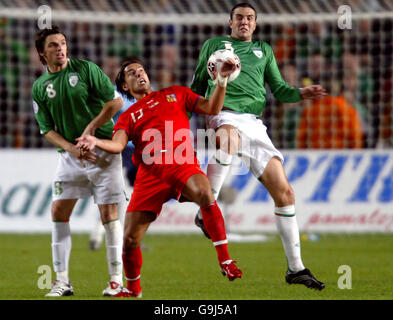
top-left (206, 110), bottom-right (284, 178)
top-left (52, 148), bottom-right (126, 204)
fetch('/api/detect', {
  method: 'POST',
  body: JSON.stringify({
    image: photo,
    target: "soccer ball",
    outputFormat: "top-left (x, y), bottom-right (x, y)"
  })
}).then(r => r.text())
top-left (207, 49), bottom-right (241, 83)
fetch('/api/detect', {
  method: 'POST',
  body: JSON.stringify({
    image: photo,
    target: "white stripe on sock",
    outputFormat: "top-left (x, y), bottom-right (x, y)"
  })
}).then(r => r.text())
top-left (274, 205), bottom-right (296, 216)
top-left (215, 149), bottom-right (233, 166)
top-left (213, 239), bottom-right (228, 246)
top-left (125, 275), bottom-right (141, 281)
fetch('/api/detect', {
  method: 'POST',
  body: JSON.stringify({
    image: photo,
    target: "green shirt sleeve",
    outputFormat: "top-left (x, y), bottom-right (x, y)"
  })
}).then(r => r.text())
top-left (265, 45), bottom-right (302, 103)
top-left (191, 39), bottom-right (211, 96)
top-left (87, 62), bottom-right (115, 102)
top-left (32, 82), bottom-right (54, 134)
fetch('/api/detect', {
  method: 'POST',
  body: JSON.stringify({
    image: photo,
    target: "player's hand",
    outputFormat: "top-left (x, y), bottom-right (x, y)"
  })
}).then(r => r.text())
top-left (219, 58), bottom-right (237, 78)
top-left (79, 148), bottom-right (97, 163)
top-left (300, 85), bottom-right (327, 100)
top-left (76, 135), bottom-right (98, 152)
top-left (67, 144), bottom-right (97, 167)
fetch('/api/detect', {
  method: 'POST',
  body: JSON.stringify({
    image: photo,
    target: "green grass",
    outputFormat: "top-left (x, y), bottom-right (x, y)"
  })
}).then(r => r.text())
top-left (1, 233), bottom-right (392, 300)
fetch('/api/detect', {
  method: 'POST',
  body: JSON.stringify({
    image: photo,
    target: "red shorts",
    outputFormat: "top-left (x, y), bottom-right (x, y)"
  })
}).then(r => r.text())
top-left (127, 159), bottom-right (205, 215)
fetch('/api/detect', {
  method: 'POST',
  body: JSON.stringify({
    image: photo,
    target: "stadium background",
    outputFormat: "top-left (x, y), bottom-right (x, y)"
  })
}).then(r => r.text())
top-left (1, 0), bottom-right (393, 302)
top-left (1, 0), bottom-right (393, 234)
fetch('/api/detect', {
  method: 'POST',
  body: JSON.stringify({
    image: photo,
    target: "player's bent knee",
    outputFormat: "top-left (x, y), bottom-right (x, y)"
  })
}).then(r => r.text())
top-left (51, 200), bottom-right (74, 221)
top-left (286, 186), bottom-right (295, 203)
top-left (123, 234), bottom-right (140, 250)
top-left (99, 204), bottom-right (119, 223)
top-left (276, 186), bottom-right (295, 207)
top-left (196, 188), bottom-right (215, 207)
top-left (51, 208), bottom-right (64, 221)
top-left (100, 212), bottom-right (118, 224)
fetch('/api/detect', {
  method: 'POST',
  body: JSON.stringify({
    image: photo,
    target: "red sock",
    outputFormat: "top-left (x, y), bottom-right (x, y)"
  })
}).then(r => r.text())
top-left (122, 246), bottom-right (142, 294)
top-left (200, 201), bottom-right (231, 263)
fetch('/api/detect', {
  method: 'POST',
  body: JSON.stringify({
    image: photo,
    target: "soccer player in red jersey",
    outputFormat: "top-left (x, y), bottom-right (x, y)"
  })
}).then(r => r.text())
top-left (77, 56), bottom-right (242, 297)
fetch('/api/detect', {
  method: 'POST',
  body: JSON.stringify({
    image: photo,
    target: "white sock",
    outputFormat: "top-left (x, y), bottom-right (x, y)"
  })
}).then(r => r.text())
top-left (198, 150), bottom-right (232, 219)
top-left (274, 205), bottom-right (305, 273)
top-left (117, 198), bottom-right (127, 227)
top-left (56, 270), bottom-right (69, 283)
top-left (89, 215), bottom-right (105, 244)
top-left (104, 219), bottom-right (123, 285)
top-left (208, 149), bottom-right (233, 198)
top-left (51, 221), bottom-right (72, 283)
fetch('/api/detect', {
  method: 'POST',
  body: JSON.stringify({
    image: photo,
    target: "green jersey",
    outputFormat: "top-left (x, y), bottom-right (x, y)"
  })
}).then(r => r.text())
top-left (191, 36), bottom-right (301, 116)
top-left (32, 58), bottom-right (116, 150)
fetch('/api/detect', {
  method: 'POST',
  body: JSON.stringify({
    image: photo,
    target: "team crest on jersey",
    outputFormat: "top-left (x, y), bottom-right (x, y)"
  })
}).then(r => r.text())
top-left (166, 94), bottom-right (177, 103)
top-left (252, 47), bottom-right (263, 59)
top-left (69, 73), bottom-right (79, 87)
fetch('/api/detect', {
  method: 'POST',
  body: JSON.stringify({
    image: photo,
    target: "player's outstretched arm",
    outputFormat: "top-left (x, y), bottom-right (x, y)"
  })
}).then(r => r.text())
top-left (193, 59), bottom-right (236, 115)
top-left (76, 130), bottom-right (128, 154)
top-left (81, 97), bottom-right (123, 137)
top-left (300, 85), bottom-right (327, 100)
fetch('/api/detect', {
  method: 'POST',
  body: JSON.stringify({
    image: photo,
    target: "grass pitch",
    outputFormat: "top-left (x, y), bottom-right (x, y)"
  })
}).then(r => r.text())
top-left (1, 233), bottom-right (392, 300)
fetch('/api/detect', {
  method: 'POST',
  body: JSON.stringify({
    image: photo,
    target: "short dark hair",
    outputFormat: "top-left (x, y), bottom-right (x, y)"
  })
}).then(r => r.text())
top-left (230, 2), bottom-right (257, 20)
top-left (115, 56), bottom-right (146, 101)
top-left (35, 25), bottom-right (67, 65)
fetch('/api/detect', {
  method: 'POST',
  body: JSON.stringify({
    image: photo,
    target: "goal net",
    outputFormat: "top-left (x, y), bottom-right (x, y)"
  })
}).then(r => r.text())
top-left (0, 0), bottom-right (392, 149)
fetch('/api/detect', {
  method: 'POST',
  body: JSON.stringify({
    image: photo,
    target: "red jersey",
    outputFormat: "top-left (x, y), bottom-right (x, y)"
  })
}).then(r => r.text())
top-left (114, 86), bottom-right (200, 166)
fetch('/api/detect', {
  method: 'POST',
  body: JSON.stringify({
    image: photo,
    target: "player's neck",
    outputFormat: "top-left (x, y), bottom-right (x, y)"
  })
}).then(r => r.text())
top-left (47, 59), bottom-right (69, 74)
top-left (134, 88), bottom-right (153, 101)
top-left (230, 35), bottom-right (252, 42)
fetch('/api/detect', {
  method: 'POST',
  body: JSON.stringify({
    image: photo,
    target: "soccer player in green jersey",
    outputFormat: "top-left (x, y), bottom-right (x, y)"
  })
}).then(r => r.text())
top-left (32, 26), bottom-right (129, 297)
top-left (191, 3), bottom-right (326, 290)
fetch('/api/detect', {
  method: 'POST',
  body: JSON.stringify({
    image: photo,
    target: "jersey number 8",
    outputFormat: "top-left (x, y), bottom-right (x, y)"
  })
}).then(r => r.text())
top-left (46, 83), bottom-right (57, 98)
